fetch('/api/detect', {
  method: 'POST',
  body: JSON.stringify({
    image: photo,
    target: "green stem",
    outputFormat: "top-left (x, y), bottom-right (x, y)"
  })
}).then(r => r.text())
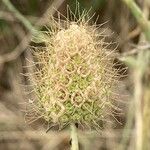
top-left (121, 0), bottom-right (150, 41)
top-left (71, 124), bottom-right (79, 150)
top-left (2, 0), bottom-right (37, 35)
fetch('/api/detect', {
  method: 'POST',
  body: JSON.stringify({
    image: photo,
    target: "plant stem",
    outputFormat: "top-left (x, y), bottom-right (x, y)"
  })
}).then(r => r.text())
top-left (71, 123), bottom-right (79, 150)
top-left (2, 0), bottom-right (36, 35)
top-left (133, 60), bottom-right (143, 150)
top-left (121, 0), bottom-right (150, 41)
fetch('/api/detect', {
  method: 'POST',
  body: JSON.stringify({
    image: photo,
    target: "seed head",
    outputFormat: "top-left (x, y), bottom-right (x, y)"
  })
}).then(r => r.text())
top-left (26, 8), bottom-right (122, 130)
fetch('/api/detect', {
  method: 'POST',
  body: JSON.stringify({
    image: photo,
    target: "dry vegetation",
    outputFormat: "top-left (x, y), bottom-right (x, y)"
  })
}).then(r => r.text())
top-left (0, 0), bottom-right (150, 150)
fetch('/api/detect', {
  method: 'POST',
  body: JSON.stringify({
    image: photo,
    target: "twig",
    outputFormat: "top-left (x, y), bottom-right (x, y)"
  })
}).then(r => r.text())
top-left (0, 11), bottom-right (15, 21)
top-left (0, 34), bottom-right (31, 64)
top-left (121, 0), bottom-right (150, 41)
top-left (2, 0), bottom-right (36, 35)
top-left (2, 0), bottom-right (65, 31)
top-left (121, 1), bottom-right (150, 150)
top-left (120, 43), bottom-right (150, 58)
top-left (36, 0), bottom-right (65, 26)
top-left (119, 101), bottom-right (134, 150)
top-left (126, 27), bottom-right (141, 41)
top-left (0, 0), bottom-right (65, 64)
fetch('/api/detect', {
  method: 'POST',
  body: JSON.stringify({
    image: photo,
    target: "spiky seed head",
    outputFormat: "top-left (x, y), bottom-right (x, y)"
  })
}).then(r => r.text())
top-left (25, 7), bottom-right (121, 130)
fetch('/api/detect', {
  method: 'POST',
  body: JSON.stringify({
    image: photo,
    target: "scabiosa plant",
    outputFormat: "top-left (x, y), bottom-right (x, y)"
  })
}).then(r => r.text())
top-left (25, 6), bottom-right (122, 131)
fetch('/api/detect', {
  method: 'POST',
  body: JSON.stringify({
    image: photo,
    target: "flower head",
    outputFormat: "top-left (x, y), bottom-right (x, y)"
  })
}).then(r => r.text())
top-left (26, 8), bottom-right (121, 130)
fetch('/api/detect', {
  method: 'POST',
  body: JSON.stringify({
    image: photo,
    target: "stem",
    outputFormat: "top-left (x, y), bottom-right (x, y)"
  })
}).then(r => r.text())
top-left (2, 0), bottom-right (36, 35)
top-left (71, 123), bottom-right (79, 150)
top-left (2, 0), bottom-right (46, 43)
top-left (133, 64), bottom-right (143, 150)
top-left (121, 0), bottom-right (150, 41)
top-left (119, 101), bottom-right (134, 150)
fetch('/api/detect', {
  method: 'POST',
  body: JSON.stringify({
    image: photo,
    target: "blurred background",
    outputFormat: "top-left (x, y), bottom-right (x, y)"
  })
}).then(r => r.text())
top-left (0, 0), bottom-right (150, 150)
